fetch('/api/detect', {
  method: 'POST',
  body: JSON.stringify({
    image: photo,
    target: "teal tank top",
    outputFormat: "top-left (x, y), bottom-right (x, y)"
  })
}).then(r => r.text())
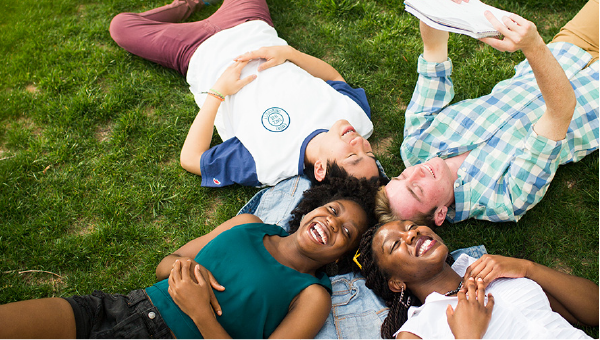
top-left (146, 223), bottom-right (332, 338)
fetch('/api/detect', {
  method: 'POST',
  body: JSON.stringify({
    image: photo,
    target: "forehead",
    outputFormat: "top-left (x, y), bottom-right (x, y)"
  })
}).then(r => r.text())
top-left (335, 199), bottom-right (368, 228)
top-left (340, 156), bottom-right (379, 178)
top-left (385, 180), bottom-right (423, 219)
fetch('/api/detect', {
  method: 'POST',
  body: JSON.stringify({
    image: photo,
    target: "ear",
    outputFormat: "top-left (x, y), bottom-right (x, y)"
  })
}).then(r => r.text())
top-left (434, 205), bottom-right (448, 226)
top-left (313, 159), bottom-right (327, 182)
top-left (387, 278), bottom-right (405, 293)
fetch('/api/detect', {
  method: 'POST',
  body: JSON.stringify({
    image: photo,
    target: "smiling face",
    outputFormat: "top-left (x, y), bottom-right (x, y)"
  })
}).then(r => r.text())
top-left (314, 119), bottom-right (379, 180)
top-left (384, 158), bottom-right (455, 226)
top-left (371, 220), bottom-right (448, 288)
top-left (296, 199), bottom-right (369, 265)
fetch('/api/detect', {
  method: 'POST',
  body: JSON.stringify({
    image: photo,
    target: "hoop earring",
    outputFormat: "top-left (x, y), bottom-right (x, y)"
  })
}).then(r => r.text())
top-left (398, 286), bottom-right (411, 309)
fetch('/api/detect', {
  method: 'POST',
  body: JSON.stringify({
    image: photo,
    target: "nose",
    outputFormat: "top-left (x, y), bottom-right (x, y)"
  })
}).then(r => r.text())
top-left (407, 166), bottom-right (425, 181)
top-left (401, 229), bottom-right (418, 245)
top-left (326, 215), bottom-right (339, 233)
top-left (350, 137), bottom-right (371, 152)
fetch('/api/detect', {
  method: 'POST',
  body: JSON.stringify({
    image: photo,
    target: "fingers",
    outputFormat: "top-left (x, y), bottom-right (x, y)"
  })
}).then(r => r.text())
top-left (181, 259), bottom-right (192, 280)
top-left (258, 59), bottom-right (278, 72)
top-left (194, 265), bottom-right (223, 316)
top-left (234, 51), bottom-right (261, 62)
top-left (171, 259), bottom-right (182, 282)
top-left (476, 277), bottom-right (486, 302)
top-left (466, 276), bottom-right (477, 301)
top-left (446, 304), bottom-right (455, 318)
top-left (486, 293), bottom-right (495, 311)
top-left (241, 74), bottom-right (257, 86)
top-left (207, 269), bottom-right (225, 292)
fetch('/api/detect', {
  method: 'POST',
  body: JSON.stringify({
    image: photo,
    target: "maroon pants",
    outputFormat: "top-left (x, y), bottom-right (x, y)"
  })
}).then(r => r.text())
top-left (109, 0), bottom-right (274, 76)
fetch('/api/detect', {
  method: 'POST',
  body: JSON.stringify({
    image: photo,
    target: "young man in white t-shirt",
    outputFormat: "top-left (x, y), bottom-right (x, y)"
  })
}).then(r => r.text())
top-left (110, 0), bottom-right (383, 187)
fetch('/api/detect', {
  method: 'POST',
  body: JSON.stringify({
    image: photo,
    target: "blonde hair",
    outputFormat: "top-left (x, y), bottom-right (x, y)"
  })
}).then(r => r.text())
top-left (375, 186), bottom-right (397, 224)
top-left (374, 186), bottom-right (438, 228)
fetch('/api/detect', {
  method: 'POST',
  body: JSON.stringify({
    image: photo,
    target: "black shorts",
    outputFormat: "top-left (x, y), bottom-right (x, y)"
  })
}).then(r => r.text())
top-left (63, 289), bottom-right (174, 339)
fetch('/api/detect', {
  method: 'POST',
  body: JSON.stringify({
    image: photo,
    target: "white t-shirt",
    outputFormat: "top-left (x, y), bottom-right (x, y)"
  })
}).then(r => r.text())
top-left (186, 20), bottom-right (373, 187)
top-left (395, 254), bottom-right (591, 339)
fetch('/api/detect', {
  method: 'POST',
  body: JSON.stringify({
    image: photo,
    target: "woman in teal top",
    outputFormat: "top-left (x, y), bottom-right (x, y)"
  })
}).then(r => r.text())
top-left (0, 176), bottom-right (379, 339)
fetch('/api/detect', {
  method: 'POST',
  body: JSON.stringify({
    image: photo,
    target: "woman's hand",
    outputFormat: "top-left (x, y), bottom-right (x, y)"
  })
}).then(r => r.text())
top-left (168, 259), bottom-right (225, 318)
top-left (446, 277), bottom-right (494, 339)
top-left (211, 60), bottom-right (257, 97)
top-left (463, 254), bottom-right (531, 288)
top-left (479, 12), bottom-right (545, 54)
top-left (234, 46), bottom-right (293, 72)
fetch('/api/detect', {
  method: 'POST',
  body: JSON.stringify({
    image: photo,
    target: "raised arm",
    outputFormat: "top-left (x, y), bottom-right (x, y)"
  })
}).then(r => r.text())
top-left (234, 45), bottom-right (345, 82)
top-left (480, 12), bottom-right (577, 141)
top-left (179, 61), bottom-right (257, 176)
top-left (419, 20), bottom-right (449, 63)
top-left (464, 254), bottom-right (599, 327)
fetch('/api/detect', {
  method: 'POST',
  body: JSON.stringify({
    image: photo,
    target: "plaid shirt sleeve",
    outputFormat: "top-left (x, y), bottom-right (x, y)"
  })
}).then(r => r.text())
top-left (401, 55), bottom-right (454, 166)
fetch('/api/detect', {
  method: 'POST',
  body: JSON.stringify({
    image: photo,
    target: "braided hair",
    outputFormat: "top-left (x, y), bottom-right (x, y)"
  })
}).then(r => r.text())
top-left (354, 224), bottom-right (419, 338)
top-left (288, 174), bottom-right (379, 274)
top-left (354, 223), bottom-right (455, 338)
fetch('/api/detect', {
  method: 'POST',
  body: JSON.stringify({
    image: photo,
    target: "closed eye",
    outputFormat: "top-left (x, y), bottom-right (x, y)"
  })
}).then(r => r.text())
top-left (390, 240), bottom-right (399, 254)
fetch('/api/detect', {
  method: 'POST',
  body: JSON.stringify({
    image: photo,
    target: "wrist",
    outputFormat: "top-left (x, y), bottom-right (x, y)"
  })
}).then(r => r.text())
top-left (203, 88), bottom-right (225, 102)
top-left (521, 35), bottom-right (546, 58)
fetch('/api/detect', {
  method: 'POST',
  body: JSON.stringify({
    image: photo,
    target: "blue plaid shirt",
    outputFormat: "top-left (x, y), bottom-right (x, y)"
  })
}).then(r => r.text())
top-left (401, 42), bottom-right (599, 223)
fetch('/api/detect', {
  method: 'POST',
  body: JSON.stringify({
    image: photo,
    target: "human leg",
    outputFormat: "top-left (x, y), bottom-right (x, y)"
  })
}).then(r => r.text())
top-left (551, 0), bottom-right (599, 65)
top-left (0, 297), bottom-right (77, 338)
top-left (109, 0), bottom-right (273, 76)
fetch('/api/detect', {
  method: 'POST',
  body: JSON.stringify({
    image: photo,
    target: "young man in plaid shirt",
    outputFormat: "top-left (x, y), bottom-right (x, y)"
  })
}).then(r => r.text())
top-left (379, 0), bottom-right (598, 226)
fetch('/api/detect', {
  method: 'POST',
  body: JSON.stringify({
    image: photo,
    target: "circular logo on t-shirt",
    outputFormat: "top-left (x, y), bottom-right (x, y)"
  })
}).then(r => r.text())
top-left (261, 107), bottom-right (290, 132)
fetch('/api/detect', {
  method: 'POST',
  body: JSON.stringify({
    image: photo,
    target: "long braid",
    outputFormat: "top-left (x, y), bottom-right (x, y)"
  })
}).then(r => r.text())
top-left (353, 224), bottom-right (421, 339)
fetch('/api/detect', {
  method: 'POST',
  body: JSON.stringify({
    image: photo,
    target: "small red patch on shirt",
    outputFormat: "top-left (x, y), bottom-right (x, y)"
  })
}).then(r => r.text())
top-left (213, 178), bottom-right (221, 185)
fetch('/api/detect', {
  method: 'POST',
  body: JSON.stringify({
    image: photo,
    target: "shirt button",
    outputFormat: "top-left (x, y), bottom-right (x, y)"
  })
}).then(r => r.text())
top-left (148, 312), bottom-right (156, 319)
top-left (454, 183), bottom-right (460, 188)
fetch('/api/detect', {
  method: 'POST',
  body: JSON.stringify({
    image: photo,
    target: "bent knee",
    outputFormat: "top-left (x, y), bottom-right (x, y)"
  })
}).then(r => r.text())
top-left (108, 13), bottom-right (138, 46)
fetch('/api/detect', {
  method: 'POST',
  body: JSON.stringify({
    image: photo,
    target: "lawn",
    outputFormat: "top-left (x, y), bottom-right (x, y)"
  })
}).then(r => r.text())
top-left (0, 0), bottom-right (597, 337)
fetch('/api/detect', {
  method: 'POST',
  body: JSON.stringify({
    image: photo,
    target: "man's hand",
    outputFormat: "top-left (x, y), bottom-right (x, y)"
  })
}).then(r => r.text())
top-left (479, 11), bottom-right (545, 53)
top-left (168, 259), bottom-right (225, 318)
top-left (234, 46), bottom-right (293, 72)
top-left (446, 277), bottom-right (494, 339)
top-left (211, 60), bottom-right (257, 97)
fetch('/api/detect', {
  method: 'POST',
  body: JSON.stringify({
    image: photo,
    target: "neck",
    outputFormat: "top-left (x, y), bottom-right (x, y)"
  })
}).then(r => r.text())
top-left (264, 234), bottom-right (322, 276)
top-left (408, 263), bottom-right (463, 302)
top-left (444, 151), bottom-right (470, 183)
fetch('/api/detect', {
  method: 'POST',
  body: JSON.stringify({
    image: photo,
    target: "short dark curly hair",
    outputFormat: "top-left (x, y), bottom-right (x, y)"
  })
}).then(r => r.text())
top-left (287, 174), bottom-right (379, 275)
top-left (304, 160), bottom-right (388, 187)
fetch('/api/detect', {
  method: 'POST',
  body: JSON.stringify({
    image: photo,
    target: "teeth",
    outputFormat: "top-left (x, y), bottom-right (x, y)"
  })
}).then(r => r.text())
top-left (342, 128), bottom-right (355, 137)
top-left (311, 223), bottom-right (328, 244)
top-left (423, 164), bottom-right (435, 178)
top-left (417, 239), bottom-right (432, 256)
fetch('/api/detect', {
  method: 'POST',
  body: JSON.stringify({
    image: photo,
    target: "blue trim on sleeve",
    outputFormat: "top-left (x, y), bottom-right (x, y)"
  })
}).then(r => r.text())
top-left (299, 129), bottom-right (327, 174)
top-left (200, 137), bottom-right (260, 187)
top-left (326, 80), bottom-right (371, 119)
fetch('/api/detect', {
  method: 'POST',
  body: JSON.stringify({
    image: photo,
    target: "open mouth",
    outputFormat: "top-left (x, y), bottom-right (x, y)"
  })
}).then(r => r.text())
top-left (414, 236), bottom-right (436, 257)
top-left (309, 222), bottom-right (328, 245)
top-left (341, 126), bottom-right (356, 138)
top-left (422, 164), bottom-right (435, 179)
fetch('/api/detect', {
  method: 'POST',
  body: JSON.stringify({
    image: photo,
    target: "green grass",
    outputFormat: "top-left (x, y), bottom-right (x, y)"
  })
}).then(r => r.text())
top-left (0, 0), bottom-right (597, 337)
